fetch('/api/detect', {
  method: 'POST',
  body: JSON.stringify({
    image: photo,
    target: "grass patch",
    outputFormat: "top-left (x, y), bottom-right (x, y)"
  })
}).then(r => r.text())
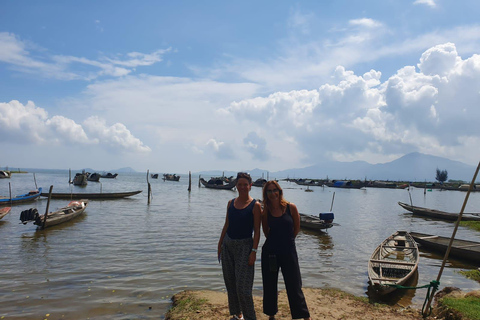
top-left (458, 269), bottom-right (480, 282)
top-left (165, 293), bottom-right (208, 320)
top-left (459, 221), bottom-right (480, 232)
top-left (441, 296), bottom-right (480, 320)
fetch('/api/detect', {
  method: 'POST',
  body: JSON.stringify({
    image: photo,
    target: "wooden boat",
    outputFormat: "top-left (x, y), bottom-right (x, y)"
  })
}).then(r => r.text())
top-left (199, 178), bottom-right (236, 190)
top-left (20, 200), bottom-right (88, 229)
top-left (100, 172), bottom-right (118, 179)
top-left (299, 213), bottom-right (334, 231)
top-left (163, 173), bottom-right (180, 181)
top-left (87, 172), bottom-right (101, 182)
top-left (0, 207), bottom-right (11, 219)
top-left (325, 180), bottom-right (365, 189)
top-left (410, 232), bottom-right (480, 264)
top-left (72, 172), bottom-right (88, 186)
top-left (0, 170), bottom-right (11, 179)
top-left (0, 188), bottom-right (42, 206)
top-left (252, 178), bottom-right (267, 187)
top-left (151, 173), bottom-right (159, 179)
top-left (368, 231), bottom-right (419, 295)
top-left (40, 190), bottom-right (142, 200)
top-left (398, 202), bottom-right (480, 221)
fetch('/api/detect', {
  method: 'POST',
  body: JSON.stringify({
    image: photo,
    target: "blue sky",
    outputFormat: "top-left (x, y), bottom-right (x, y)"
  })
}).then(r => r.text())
top-left (1, 0), bottom-right (480, 173)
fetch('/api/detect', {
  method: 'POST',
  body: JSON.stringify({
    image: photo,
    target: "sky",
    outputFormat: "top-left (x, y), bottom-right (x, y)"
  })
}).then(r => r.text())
top-left (1, 0), bottom-right (480, 173)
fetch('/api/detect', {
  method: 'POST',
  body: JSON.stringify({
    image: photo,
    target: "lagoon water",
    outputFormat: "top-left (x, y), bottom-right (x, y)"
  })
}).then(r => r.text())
top-left (1, 171), bottom-right (480, 319)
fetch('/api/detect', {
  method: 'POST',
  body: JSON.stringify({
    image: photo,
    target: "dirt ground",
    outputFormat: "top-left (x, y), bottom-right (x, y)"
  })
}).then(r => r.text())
top-left (165, 288), bottom-right (431, 320)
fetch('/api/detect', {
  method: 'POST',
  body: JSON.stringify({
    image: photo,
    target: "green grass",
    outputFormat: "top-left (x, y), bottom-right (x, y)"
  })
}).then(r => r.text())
top-left (459, 221), bottom-right (480, 232)
top-left (458, 269), bottom-right (480, 282)
top-left (441, 296), bottom-right (480, 320)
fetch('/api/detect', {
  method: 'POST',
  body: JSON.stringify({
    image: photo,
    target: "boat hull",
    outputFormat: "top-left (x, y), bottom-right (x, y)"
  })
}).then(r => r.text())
top-left (398, 202), bottom-right (480, 221)
top-left (40, 190), bottom-right (142, 200)
top-left (0, 188), bottom-right (42, 206)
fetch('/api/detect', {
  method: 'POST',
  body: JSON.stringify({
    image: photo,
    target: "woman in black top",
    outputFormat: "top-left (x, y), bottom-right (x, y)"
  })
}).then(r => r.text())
top-left (218, 172), bottom-right (262, 320)
top-left (261, 180), bottom-right (311, 320)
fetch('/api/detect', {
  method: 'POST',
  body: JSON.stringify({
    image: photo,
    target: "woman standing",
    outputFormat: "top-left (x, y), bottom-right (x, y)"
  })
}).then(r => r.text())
top-left (261, 180), bottom-right (311, 320)
top-left (218, 172), bottom-right (262, 320)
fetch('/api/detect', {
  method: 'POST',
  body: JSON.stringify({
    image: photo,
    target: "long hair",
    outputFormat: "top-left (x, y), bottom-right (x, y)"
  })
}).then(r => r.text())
top-left (262, 180), bottom-right (288, 215)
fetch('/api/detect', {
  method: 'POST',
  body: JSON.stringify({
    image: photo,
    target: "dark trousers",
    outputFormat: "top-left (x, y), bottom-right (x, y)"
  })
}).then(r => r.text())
top-left (261, 245), bottom-right (310, 319)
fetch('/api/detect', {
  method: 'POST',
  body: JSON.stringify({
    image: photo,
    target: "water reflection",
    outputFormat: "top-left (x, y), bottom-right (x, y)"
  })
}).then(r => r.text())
top-left (367, 270), bottom-right (419, 307)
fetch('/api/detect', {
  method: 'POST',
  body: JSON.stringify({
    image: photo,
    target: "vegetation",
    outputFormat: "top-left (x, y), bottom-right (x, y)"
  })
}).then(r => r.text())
top-left (459, 221), bottom-right (480, 232)
top-left (436, 168), bottom-right (448, 184)
top-left (440, 296), bottom-right (480, 320)
top-left (458, 269), bottom-right (480, 282)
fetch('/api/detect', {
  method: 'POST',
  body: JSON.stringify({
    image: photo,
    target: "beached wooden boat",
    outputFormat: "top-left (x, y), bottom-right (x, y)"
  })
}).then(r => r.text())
top-left (199, 178), bottom-right (236, 190)
top-left (0, 207), bottom-right (11, 219)
top-left (398, 202), bottom-right (480, 221)
top-left (368, 231), bottom-right (419, 295)
top-left (163, 173), bottom-right (180, 181)
top-left (40, 190), bottom-right (142, 200)
top-left (0, 188), bottom-right (42, 206)
top-left (299, 213), bottom-right (334, 231)
top-left (410, 232), bottom-right (480, 264)
top-left (20, 200), bottom-right (88, 229)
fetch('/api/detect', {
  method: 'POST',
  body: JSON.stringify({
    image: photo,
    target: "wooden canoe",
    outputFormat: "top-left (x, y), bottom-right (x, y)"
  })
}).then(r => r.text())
top-left (410, 231), bottom-right (480, 264)
top-left (20, 200), bottom-right (88, 229)
top-left (0, 188), bottom-right (43, 206)
top-left (0, 207), bottom-right (11, 219)
top-left (368, 231), bottom-right (419, 295)
top-left (40, 190), bottom-right (142, 200)
top-left (199, 178), bottom-right (236, 190)
top-left (299, 213), bottom-right (333, 231)
top-left (398, 202), bottom-right (480, 221)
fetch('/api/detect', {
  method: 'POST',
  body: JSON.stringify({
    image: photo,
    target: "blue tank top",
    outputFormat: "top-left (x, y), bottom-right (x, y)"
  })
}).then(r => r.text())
top-left (266, 204), bottom-right (295, 254)
top-left (226, 198), bottom-right (256, 239)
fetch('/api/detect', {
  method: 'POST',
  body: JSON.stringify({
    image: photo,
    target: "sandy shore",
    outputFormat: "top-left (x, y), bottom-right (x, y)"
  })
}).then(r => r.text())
top-left (165, 288), bottom-right (430, 320)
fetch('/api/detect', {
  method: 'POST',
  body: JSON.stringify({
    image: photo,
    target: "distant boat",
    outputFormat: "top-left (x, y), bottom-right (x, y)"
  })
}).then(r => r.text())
top-left (368, 231), bottom-right (419, 295)
top-left (199, 177), bottom-right (236, 190)
top-left (71, 171), bottom-right (88, 186)
top-left (325, 180), bottom-right (365, 189)
top-left (0, 188), bottom-right (43, 206)
top-left (87, 172), bottom-right (101, 182)
top-left (0, 207), bottom-right (12, 219)
top-left (163, 173), bottom-right (180, 181)
top-left (0, 170), bottom-right (11, 179)
top-left (151, 173), bottom-right (159, 179)
top-left (40, 190), bottom-right (142, 200)
top-left (410, 231), bottom-right (480, 264)
top-left (101, 172), bottom-right (118, 179)
top-left (299, 212), bottom-right (334, 231)
top-left (20, 200), bottom-right (88, 229)
top-left (252, 178), bottom-right (267, 187)
top-left (398, 201), bottom-right (480, 221)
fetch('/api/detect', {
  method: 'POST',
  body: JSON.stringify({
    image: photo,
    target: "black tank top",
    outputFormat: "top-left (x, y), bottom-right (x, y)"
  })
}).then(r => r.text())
top-left (266, 204), bottom-right (295, 254)
top-left (226, 198), bottom-right (256, 239)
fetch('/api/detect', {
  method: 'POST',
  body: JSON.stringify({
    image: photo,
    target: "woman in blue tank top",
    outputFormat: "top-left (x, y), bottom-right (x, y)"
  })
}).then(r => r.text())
top-left (218, 172), bottom-right (262, 320)
top-left (261, 180), bottom-right (311, 320)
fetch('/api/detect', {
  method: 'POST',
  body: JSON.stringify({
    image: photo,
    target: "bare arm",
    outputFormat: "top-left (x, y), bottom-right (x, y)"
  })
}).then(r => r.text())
top-left (218, 200), bottom-right (231, 260)
top-left (290, 203), bottom-right (301, 237)
top-left (248, 201), bottom-right (262, 266)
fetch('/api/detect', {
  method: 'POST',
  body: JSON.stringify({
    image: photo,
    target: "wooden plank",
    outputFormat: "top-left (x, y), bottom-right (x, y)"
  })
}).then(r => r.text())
top-left (369, 259), bottom-right (416, 266)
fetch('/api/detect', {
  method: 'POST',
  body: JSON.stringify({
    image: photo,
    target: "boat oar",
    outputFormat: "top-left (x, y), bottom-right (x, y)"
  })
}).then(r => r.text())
top-left (423, 160), bottom-right (480, 317)
top-left (43, 185), bottom-right (53, 228)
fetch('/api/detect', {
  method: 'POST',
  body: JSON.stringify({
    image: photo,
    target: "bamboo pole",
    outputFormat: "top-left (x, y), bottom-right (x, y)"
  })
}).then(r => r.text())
top-left (43, 185), bottom-right (53, 228)
top-left (423, 160), bottom-right (480, 317)
top-left (188, 171), bottom-right (192, 192)
top-left (9, 182), bottom-right (12, 207)
top-left (147, 170), bottom-right (151, 204)
top-left (33, 173), bottom-right (38, 190)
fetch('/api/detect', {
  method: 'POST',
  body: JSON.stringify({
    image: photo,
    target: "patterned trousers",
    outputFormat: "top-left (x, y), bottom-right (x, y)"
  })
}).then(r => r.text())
top-left (221, 234), bottom-right (257, 320)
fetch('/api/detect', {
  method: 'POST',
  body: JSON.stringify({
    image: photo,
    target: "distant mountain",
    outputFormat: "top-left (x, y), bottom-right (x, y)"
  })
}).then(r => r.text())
top-left (270, 152), bottom-right (477, 182)
top-left (114, 167), bottom-right (137, 173)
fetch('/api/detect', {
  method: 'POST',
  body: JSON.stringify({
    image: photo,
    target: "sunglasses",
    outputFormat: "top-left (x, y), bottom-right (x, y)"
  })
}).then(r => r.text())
top-left (266, 189), bottom-right (280, 195)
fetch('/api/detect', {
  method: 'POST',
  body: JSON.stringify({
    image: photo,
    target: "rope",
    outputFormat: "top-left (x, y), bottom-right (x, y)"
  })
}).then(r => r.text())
top-left (387, 280), bottom-right (440, 317)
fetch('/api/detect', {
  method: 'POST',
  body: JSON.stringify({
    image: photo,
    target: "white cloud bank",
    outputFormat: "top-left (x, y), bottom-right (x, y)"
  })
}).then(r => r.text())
top-left (0, 100), bottom-right (150, 153)
top-left (222, 43), bottom-right (480, 166)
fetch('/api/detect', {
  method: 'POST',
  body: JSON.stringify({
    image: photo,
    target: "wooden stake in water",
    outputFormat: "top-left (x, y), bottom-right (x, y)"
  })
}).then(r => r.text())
top-left (188, 171), bottom-right (192, 192)
top-left (9, 182), bottom-right (12, 207)
top-left (147, 170), bottom-right (152, 205)
top-left (423, 160), bottom-right (480, 317)
top-left (43, 185), bottom-right (53, 228)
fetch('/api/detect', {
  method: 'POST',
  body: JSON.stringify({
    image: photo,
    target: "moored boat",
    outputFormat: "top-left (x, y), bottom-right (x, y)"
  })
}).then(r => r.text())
top-left (0, 170), bottom-right (11, 179)
top-left (299, 212), bottom-right (334, 231)
top-left (326, 180), bottom-right (365, 189)
top-left (151, 173), bottom-right (159, 179)
top-left (40, 190), bottom-right (142, 200)
top-left (0, 188), bottom-right (42, 206)
top-left (199, 177), bottom-right (236, 190)
top-left (398, 202), bottom-right (480, 221)
top-left (72, 172), bottom-right (88, 186)
top-left (252, 178), bottom-right (267, 187)
top-left (163, 173), bottom-right (180, 181)
top-left (410, 231), bottom-right (480, 264)
top-left (87, 172), bottom-right (101, 182)
top-left (0, 207), bottom-right (12, 219)
top-left (20, 200), bottom-right (88, 229)
top-left (368, 231), bottom-right (419, 295)
top-left (101, 172), bottom-right (118, 179)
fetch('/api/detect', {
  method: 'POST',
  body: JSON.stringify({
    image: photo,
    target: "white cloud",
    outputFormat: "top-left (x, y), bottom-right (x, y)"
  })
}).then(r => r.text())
top-left (206, 139), bottom-right (235, 160)
top-left (413, 0), bottom-right (437, 8)
top-left (243, 132), bottom-right (269, 161)
top-left (349, 18), bottom-right (383, 29)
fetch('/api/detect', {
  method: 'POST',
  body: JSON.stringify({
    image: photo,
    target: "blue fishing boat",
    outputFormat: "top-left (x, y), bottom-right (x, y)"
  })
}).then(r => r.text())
top-left (0, 188), bottom-right (43, 206)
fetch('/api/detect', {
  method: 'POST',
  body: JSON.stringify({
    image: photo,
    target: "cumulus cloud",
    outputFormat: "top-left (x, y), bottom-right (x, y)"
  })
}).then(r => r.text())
top-left (221, 43), bottom-right (480, 165)
top-left (0, 100), bottom-right (150, 153)
top-left (0, 32), bottom-right (170, 80)
top-left (413, 0), bottom-right (437, 8)
top-left (243, 132), bottom-right (268, 161)
top-left (206, 138), bottom-right (235, 160)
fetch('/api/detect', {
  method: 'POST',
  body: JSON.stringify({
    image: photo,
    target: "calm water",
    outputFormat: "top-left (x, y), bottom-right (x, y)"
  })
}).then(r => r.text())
top-left (1, 172), bottom-right (480, 319)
